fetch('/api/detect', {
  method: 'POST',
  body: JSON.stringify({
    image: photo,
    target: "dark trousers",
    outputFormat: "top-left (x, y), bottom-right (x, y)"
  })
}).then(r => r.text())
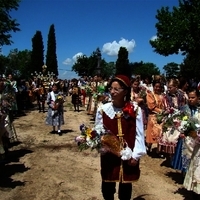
top-left (101, 181), bottom-right (132, 200)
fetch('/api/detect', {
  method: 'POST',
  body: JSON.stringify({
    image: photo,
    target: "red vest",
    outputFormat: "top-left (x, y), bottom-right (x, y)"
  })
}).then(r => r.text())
top-left (101, 111), bottom-right (140, 183)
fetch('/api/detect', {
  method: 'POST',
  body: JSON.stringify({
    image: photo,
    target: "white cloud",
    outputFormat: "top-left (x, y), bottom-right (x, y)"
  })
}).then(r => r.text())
top-left (102, 38), bottom-right (136, 56)
top-left (59, 70), bottom-right (79, 80)
top-left (72, 52), bottom-right (84, 62)
top-left (150, 35), bottom-right (158, 41)
top-left (62, 58), bottom-right (72, 65)
top-left (62, 52), bottom-right (84, 66)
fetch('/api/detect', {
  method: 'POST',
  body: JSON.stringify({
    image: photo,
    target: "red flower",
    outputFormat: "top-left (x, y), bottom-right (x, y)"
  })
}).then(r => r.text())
top-left (122, 102), bottom-right (136, 118)
top-left (90, 130), bottom-right (97, 139)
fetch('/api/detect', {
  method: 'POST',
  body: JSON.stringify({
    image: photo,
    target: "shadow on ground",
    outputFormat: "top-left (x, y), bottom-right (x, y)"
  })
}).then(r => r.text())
top-left (0, 149), bottom-right (33, 189)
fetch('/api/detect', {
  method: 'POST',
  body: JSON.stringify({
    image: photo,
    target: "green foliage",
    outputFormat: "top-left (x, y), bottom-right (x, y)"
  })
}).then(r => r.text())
top-left (180, 53), bottom-right (200, 79)
top-left (115, 47), bottom-right (131, 77)
top-left (130, 61), bottom-right (160, 79)
top-left (72, 54), bottom-right (89, 76)
top-left (163, 62), bottom-right (180, 78)
top-left (5, 48), bottom-right (31, 78)
top-left (150, 0), bottom-right (200, 56)
top-left (0, 0), bottom-right (21, 46)
top-left (46, 24), bottom-right (58, 76)
top-left (31, 31), bottom-right (44, 73)
top-left (150, 0), bottom-right (200, 79)
top-left (101, 61), bottom-right (115, 78)
top-left (72, 48), bottom-right (109, 77)
top-left (0, 54), bottom-right (9, 75)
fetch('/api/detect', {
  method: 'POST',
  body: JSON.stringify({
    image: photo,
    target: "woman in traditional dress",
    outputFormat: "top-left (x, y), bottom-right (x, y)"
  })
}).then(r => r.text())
top-left (95, 74), bottom-right (146, 200)
top-left (35, 79), bottom-right (46, 113)
top-left (46, 84), bottom-right (64, 136)
top-left (183, 88), bottom-right (200, 198)
top-left (87, 76), bottom-right (98, 115)
top-left (160, 78), bottom-right (187, 170)
top-left (71, 79), bottom-right (81, 112)
top-left (145, 80), bottom-right (165, 156)
top-left (131, 77), bottom-right (148, 129)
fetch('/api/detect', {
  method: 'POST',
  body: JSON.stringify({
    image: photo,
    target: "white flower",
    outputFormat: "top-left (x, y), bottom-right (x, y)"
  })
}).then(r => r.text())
top-left (94, 124), bottom-right (106, 135)
top-left (86, 137), bottom-right (98, 148)
top-left (120, 146), bottom-right (133, 160)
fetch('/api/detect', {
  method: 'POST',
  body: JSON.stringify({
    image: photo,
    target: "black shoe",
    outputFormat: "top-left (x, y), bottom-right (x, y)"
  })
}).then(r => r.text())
top-left (50, 130), bottom-right (56, 134)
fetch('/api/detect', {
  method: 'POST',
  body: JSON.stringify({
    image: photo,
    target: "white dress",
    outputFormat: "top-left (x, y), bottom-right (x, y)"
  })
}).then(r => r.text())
top-left (183, 141), bottom-right (200, 194)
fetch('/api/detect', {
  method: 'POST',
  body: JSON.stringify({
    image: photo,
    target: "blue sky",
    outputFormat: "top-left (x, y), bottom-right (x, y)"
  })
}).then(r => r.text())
top-left (2, 0), bottom-right (183, 79)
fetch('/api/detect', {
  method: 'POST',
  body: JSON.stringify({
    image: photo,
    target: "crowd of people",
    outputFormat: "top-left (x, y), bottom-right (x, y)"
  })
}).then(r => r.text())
top-left (0, 73), bottom-right (200, 199)
top-left (76, 74), bottom-right (200, 199)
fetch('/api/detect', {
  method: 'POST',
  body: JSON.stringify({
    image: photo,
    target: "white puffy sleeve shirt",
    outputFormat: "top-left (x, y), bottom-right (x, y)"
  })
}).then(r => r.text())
top-left (95, 102), bottom-right (146, 160)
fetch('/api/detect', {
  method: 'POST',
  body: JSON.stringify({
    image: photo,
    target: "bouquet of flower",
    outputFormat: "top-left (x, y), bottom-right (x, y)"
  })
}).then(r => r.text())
top-left (75, 123), bottom-right (135, 160)
top-left (177, 115), bottom-right (200, 138)
top-left (156, 107), bottom-right (184, 145)
top-left (85, 85), bottom-right (93, 96)
top-left (162, 109), bottom-right (185, 133)
top-left (75, 124), bottom-right (103, 151)
top-left (138, 86), bottom-right (147, 101)
top-left (0, 93), bottom-right (14, 113)
top-left (52, 95), bottom-right (64, 110)
top-left (156, 107), bottom-right (181, 126)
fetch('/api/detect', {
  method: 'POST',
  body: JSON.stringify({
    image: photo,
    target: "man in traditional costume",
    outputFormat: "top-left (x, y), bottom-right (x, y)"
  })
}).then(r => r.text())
top-left (95, 75), bottom-right (146, 200)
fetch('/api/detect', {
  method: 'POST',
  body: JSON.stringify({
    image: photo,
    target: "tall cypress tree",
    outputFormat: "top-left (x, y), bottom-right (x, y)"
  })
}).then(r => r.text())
top-left (31, 31), bottom-right (44, 73)
top-left (115, 47), bottom-right (131, 78)
top-left (46, 24), bottom-right (58, 76)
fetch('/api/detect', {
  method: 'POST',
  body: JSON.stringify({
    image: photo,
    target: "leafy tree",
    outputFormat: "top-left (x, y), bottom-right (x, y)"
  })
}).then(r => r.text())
top-left (130, 61), bottom-right (160, 79)
top-left (163, 62), bottom-right (180, 78)
top-left (150, 0), bottom-right (200, 79)
top-left (72, 55), bottom-right (89, 76)
top-left (16, 49), bottom-right (32, 78)
top-left (115, 47), bottom-right (131, 77)
top-left (150, 0), bottom-right (200, 56)
top-left (180, 53), bottom-right (200, 79)
top-left (0, 0), bottom-right (21, 46)
top-left (31, 31), bottom-right (44, 74)
top-left (72, 48), bottom-right (105, 77)
top-left (46, 24), bottom-right (58, 76)
top-left (101, 61), bottom-right (115, 79)
top-left (0, 54), bottom-right (9, 75)
top-left (6, 48), bottom-right (20, 76)
top-left (4, 48), bottom-right (31, 78)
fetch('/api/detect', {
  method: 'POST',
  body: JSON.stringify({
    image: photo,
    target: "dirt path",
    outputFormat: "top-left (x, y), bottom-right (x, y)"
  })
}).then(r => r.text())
top-left (0, 97), bottom-right (193, 200)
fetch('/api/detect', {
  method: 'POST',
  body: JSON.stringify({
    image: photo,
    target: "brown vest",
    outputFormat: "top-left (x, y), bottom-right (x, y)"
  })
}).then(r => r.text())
top-left (101, 111), bottom-right (140, 183)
